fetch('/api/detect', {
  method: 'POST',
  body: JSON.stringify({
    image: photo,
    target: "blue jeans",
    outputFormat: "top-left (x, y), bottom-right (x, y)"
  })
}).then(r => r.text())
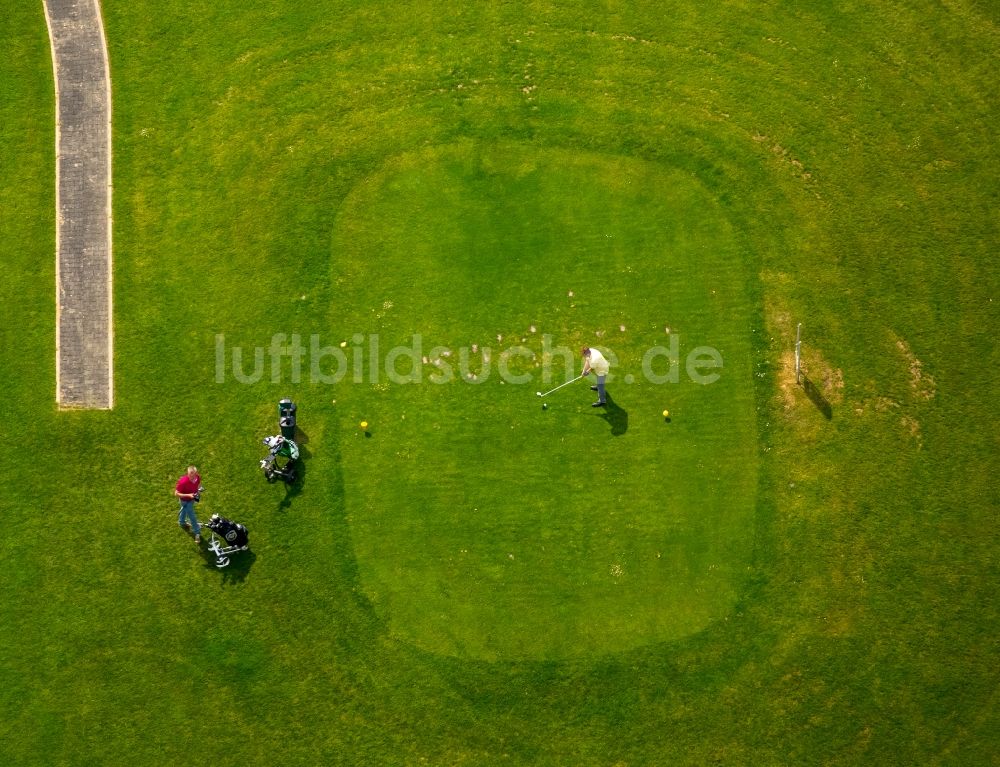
top-left (595, 374), bottom-right (606, 403)
top-left (178, 500), bottom-right (201, 535)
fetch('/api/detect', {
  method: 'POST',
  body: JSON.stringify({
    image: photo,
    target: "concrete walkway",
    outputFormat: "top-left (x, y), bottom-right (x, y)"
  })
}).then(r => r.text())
top-left (44, 0), bottom-right (113, 409)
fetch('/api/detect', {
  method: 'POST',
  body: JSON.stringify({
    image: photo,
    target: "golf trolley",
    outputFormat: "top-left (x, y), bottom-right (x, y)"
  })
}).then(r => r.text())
top-left (260, 434), bottom-right (299, 483)
top-left (204, 514), bottom-right (249, 568)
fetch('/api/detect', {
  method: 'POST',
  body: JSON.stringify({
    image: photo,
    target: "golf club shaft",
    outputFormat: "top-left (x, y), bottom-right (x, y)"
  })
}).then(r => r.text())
top-left (539, 374), bottom-right (585, 397)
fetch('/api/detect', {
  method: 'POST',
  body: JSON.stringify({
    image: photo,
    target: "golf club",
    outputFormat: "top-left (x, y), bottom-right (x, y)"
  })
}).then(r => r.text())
top-left (536, 374), bottom-right (585, 398)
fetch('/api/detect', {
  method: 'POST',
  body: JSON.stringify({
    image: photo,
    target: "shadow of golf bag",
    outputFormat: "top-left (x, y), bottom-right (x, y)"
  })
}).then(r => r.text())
top-left (260, 434), bottom-right (299, 484)
top-left (204, 514), bottom-right (249, 568)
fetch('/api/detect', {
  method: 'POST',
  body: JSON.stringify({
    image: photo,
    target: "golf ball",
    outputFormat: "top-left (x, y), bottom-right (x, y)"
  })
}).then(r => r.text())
top-left (542, 403), bottom-right (548, 410)
top-left (662, 410), bottom-right (669, 418)
top-left (360, 421), bottom-right (368, 429)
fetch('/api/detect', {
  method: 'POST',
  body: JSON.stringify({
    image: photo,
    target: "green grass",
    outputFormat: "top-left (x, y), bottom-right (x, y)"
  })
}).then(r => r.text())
top-left (1, 1), bottom-right (998, 765)
top-left (334, 141), bottom-right (759, 660)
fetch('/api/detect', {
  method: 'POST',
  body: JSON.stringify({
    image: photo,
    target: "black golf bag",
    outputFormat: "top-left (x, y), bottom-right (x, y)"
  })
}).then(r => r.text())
top-left (204, 514), bottom-right (249, 568)
top-left (278, 398), bottom-right (297, 439)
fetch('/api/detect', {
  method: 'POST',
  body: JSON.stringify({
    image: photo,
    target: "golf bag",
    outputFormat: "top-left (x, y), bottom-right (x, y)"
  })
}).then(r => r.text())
top-left (278, 398), bottom-right (297, 439)
top-left (204, 514), bottom-right (249, 568)
top-left (260, 434), bottom-right (299, 484)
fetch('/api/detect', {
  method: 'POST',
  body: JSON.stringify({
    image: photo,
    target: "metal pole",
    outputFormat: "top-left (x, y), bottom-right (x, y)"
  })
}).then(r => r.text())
top-left (537, 374), bottom-right (585, 398)
top-left (795, 323), bottom-right (802, 385)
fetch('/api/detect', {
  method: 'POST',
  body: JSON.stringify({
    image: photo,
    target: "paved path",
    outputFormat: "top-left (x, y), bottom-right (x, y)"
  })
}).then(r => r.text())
top-left (44, 0), bottom-right (113, 409)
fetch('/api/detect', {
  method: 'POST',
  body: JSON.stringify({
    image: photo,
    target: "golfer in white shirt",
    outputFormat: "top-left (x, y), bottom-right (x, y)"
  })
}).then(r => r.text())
top-left (582, 346), bottom-right (609, 407)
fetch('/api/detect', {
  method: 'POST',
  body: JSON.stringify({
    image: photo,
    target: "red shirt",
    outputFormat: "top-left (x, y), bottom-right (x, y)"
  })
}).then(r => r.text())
top-left (176, 474), bottom-right (201, 499)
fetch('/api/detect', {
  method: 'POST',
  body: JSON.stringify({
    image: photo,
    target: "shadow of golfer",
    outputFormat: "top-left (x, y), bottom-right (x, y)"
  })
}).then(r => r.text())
top-left (595, 392), bottom-right (629, 436)
top-left (800, 375), bottom-right (833, 420)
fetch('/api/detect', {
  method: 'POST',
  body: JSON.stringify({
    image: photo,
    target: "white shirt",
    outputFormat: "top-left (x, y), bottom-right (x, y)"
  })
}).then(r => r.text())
top-left (586, 348), bottom-right (610, 376)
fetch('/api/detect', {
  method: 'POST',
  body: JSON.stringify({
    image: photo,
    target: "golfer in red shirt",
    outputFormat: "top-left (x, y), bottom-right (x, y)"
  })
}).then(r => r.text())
top-left (175, 465), bottom-right (202, 543)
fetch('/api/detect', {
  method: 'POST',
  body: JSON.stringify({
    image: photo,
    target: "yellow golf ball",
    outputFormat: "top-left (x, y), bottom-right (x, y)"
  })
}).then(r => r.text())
top-left (662, 410), bottom-right (669, 418)
top-left (360, 421), bottom-right (368, 429)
